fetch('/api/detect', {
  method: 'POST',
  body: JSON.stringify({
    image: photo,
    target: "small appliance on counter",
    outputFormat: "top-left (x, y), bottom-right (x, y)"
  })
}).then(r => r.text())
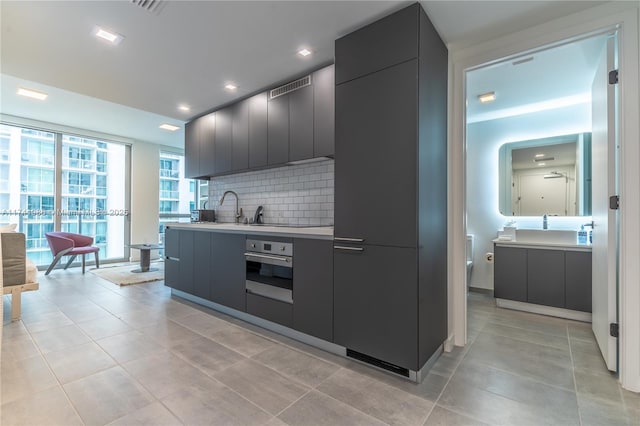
top-left (190, 209), bottom-right (215, 223)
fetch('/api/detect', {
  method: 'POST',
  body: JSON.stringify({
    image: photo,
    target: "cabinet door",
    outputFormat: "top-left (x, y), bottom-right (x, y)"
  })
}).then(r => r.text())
top-left (313, 65), bottom-right (335, 158)
top-left (165, 258), bottom-right (180, 289)
top-left (527, 249), bottom-right (565, 308)
top-left (184, 120), bottom-right (200, 178)
top-left (267, 95), bottom-right (289, 165)
top-left (494, 246), bottom-right (527, 302)
top-left (199, 113), bottom-right (216, 176)
top-left (248, 93), bottom-right (268, 169)
top-left (334, 245), bottom-right (417, 370)
top-left (215, 108), bottom-right (233, 174)
top-left (176, 230), bottom-right (194, 294)
top-left (232, 99), bottom-right (249, 171)
top-left (293, 239), bottom-right (333, 341)
top-left (335, 4), bottom-right (418, 84)
top-left (164, 228), bottom-right (180, 258)
top-left (211, 233), bottom-right (246, 311)
top-left (334, 60), bottom-right (417, 247)
top-left (565, 251), bottom-right (592, 312)
top-left (193, 232), bottom-right (211, 300)
top-left (288, 85), bottom-right (314, 162)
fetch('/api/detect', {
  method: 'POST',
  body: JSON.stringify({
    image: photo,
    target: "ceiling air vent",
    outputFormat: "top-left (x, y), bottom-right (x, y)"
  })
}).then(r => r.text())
top-left (270, 75), bottom-right (311, 99)
top-left (131, 0), bottom-right (166, 14)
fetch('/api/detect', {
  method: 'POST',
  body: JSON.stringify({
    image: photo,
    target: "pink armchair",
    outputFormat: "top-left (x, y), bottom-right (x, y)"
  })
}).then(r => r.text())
top-left (45, 232), bottom-right (100, 275)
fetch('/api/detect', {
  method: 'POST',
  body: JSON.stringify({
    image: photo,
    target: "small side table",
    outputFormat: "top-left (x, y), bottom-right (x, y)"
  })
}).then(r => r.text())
top-left (128, 244), bottom-right (163, 273)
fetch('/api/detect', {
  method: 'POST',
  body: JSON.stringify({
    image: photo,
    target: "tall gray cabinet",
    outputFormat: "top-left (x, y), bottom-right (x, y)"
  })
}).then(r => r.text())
top-left (333, 3), bottom-right (448, 376)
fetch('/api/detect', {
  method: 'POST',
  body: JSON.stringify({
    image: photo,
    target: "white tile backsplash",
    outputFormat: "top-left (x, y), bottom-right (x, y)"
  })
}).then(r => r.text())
top-left (209, 159), bottom-right (334, 226)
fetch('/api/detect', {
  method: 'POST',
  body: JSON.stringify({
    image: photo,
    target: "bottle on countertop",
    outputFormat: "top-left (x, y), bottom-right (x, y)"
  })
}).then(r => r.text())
top-left (578, 225), bottom-right (588, 245)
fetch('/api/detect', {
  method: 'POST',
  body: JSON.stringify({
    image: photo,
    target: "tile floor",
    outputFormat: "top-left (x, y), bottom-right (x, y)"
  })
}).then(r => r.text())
top-left (2, 270), bottom-right (639, 425)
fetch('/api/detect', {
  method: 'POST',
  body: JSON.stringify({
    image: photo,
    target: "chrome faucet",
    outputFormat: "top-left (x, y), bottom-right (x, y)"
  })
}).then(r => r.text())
top-left (220, 190), bottom-right (243, 224)
top-left (543, 214), bottom-right (548, 230)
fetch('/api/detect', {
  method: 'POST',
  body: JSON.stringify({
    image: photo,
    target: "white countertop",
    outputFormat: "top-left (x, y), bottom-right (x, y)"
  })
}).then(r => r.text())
top-left (166, 222), bottom-right (334, 240)
top-left (493, 238), bottom-right (592, 251)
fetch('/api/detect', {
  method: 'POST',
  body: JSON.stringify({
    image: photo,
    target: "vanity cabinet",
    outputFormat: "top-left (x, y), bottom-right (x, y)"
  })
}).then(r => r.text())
top-left (494, 244), bottom-right (592, 313)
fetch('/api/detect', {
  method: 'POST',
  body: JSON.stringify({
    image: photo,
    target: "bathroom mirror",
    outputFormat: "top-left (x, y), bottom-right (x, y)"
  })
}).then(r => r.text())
top-left (498, 133), bottom-right (592, 216)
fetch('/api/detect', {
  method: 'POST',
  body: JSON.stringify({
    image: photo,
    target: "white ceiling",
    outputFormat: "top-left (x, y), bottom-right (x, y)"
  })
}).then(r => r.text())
top-left (0, 1), bottom-right (608, 148)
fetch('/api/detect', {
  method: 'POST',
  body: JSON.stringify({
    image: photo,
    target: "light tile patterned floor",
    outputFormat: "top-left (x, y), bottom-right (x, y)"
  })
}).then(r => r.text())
top-left (2, 271), bottom-right (639, 425)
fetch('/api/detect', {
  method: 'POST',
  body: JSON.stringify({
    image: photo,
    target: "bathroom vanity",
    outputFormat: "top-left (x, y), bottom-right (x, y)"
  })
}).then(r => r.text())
top-left (493, 230), bottom-right (592, 322)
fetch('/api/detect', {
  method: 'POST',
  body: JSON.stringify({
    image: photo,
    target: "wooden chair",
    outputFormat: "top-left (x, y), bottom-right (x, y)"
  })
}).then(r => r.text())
top-left (45, 232), bottom-right (100, 275)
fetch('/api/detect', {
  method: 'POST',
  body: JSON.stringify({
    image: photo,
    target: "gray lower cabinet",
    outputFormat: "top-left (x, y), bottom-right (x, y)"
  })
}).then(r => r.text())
top-left (246, 293), bottom-right (292, 327)
top-left (334, 245), bottom-right (418, 370)
top-left (177, 230), bottom-right (195, 294)
top-left (494, 245), bottom-right (592, 313)
top-left (193, 232), bottom-right (212, 300)
top-left (565, 251), bottom-right (592, 312)
top-left (494, 246), bottom-right (527, 302)
top-left (210, 233), bottom-right (246, 311)
top-left (293, 239), bottom-right (333, 341)
top-left (527, 249), bottom-right (565, 308)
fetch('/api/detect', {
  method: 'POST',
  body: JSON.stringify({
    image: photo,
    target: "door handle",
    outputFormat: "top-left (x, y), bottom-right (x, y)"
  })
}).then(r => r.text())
top-left (334, 245), bottom-right (364, 252)
top-left (334, 237), bottom-right (365, 243)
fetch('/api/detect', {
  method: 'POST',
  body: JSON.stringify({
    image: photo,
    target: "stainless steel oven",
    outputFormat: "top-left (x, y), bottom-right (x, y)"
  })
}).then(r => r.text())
top-left (245, 239), bottom-right (293, 304)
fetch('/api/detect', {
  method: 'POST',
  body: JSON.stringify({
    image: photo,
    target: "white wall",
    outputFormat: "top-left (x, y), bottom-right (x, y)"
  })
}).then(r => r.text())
top-left (467, 103), bottom-right (591, 289)
top-left (130, 141), bottom-right (160, 260)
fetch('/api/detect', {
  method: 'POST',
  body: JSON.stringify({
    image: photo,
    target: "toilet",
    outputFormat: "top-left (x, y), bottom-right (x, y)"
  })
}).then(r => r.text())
top-left (466, 234), bottom-right (474, 286)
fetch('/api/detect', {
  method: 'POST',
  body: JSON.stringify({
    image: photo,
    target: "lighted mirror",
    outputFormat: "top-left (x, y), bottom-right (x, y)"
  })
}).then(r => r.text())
top-left (498, 133), bottom-right (592, 216)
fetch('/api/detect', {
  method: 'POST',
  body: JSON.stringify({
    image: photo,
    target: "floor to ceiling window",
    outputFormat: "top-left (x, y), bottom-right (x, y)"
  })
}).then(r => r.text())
top-left (0, 124), bottom-right (129, 266)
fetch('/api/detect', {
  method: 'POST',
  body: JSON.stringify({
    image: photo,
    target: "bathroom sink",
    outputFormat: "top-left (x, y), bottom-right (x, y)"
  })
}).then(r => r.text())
top-left (514, 229), bottom-right (578, 245)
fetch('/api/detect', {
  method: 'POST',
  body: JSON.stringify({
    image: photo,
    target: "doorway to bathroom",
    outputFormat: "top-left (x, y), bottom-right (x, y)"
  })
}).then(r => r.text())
top-left (464, 30), bottom-right (619, 371)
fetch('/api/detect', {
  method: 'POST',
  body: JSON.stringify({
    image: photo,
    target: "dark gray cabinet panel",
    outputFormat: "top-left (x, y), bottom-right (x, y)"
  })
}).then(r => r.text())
top-left (565, 251), bottom-right (592, 312)
top-left (164, 228), bottom-right (180, 258)
top-left (176, 230), bottom-right (195, 294)
top-left (165, 258), bottom-right (180, 289)
top-left (335, 4), bottom-right (418, 84)
top-left (494, 246), bottom-right (527, 302)
top-left (249, 93), bottom-right (268, 169)
top-left (199, 113), bottom-right (216, 176)
top-left (215, 108), bottom-right (233, 174)
top-left (334, 60), bottom-right (417, 248)
top-left (267, 95), bottom-right (289, 165)
top-left (232, 100), bottom-right (249, 171)
top-left (288, 85), bottom-right (314, 162)
top-left (211, 233), bottom-right (245, 311)
top-left (246, 293), bottom-right (292, 327)
top-left (293, 239), bottom-right (333, 341)
top-left (334, 245), bottom-right (417, 370)
top-left (527, 249), bottom-right (565, 308)
top-left (193, 232), bottom-right (211, 300)
top-left (313, 65), bottom-right (335, 158)
top-left (184, 120), bottom-right (199, 179)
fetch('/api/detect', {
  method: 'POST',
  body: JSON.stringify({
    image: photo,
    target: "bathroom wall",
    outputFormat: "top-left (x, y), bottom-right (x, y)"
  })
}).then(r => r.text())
top-left (209, 159), bottom-right (334, 226)
top-left (467, 103), bottom-right (591, 289)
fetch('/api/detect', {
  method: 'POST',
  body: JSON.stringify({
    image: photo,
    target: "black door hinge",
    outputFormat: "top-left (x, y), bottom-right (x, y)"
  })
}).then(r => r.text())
top-left (610, 323), bottom-right (619, 338)
top-left (609, 195), bottom-right (619, 210)
top-left (609, 70), bottom-right (619, 84)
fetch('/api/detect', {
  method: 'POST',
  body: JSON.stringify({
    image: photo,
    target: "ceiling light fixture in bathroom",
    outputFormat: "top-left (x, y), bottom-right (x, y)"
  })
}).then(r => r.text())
top-left (17, 87), bottom-right (48, 101)
top-left (478, 92), bottom-right (496, 103)
top-left (534, 156), bottom-right (554, 162)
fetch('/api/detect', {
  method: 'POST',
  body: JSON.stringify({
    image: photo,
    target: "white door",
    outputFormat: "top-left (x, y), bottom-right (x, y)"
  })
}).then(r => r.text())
top-left (591, 35), bottom-right (618, 372)
top-left (519, 173), bottom-right (567, 216)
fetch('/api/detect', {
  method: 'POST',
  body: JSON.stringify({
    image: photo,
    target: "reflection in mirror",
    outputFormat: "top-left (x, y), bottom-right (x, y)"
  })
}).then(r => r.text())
top-left (499, 133), bottom-right (592, 216)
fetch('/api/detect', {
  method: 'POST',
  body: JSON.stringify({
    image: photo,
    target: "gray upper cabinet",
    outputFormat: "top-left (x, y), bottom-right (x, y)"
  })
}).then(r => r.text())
top-left (232, 99), bottom-right (249, 172)
top-left (288, 84), bottom-right (314, 162)
top-left (215, 108), bottom-right (233, 174)
top-left (494, 246), bottom-right (528, 302)
top-left (267, 94), bottom-right (289, 165)
top-left (248, 92), bottom-right (268, 169)
top-left (334, 60), bottom-right (417, 247)
top-left (335, 5), bottom-right (418, 84)
top-left (184, 119), bottom-right (199, 179)
top-left (313, 65), bottom-right (335, 158)
top-left (199, 113), bottom-right (216, 176)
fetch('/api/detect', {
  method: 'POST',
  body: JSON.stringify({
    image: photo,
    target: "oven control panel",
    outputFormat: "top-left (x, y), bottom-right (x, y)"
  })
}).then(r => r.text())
top-left (246, 239), bottom-right (293, 257)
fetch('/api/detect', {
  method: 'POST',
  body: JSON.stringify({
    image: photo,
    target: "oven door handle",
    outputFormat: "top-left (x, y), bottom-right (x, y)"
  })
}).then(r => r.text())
top-left (244, 252), bottom-right (291, 263)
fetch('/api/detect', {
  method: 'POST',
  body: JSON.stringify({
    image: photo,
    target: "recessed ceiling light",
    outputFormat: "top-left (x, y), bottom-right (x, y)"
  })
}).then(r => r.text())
top-left (178, 104), bottom-right (191, 112)
top-left (535, 153), bottom-right (545, 158)
top-left (224, 83), bottom-right (238, 91)
top-left (297, 48), bottom-right (312, 57)
top-left (478, 92), bottom-right (496, 103)
top-left (538, 163), bottom-right (546, 166)
top-left (159, 123), bottom-right (180, 131)
top-left (94, 27), bottom-right (124, 45)
top-left (17, 87), bottom-right (48, 101)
